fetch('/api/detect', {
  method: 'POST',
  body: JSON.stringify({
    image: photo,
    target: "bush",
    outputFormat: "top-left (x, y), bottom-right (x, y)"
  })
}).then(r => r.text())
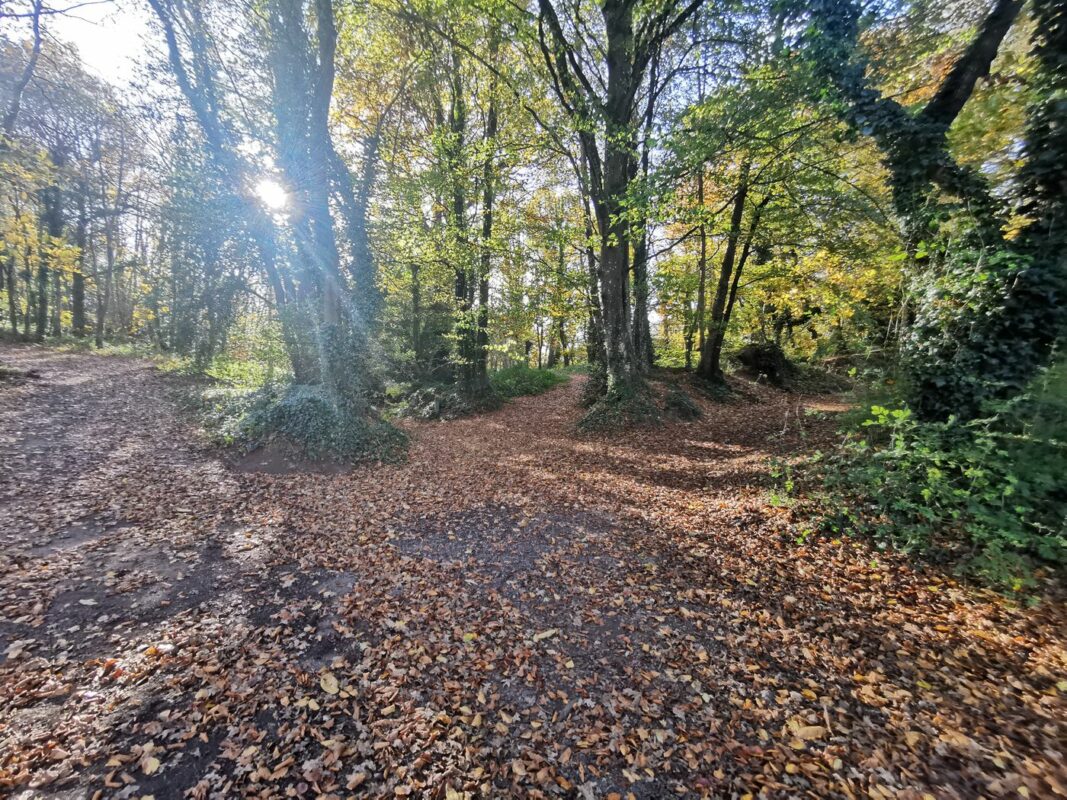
top-left (192, 385), bottom-right (263, 446)
top-left (193, 384), bottom-right (405, 464)
top-left (238, 385), bottom-right (406, 463)
top-left (490, 366), bottom-right (568, 399)
top-left (821, 364), bottom-right (1067, 589)
top-left (735, 342), bottom-right (795, 388)
top-left (395, 382), bottom-right (501, 420)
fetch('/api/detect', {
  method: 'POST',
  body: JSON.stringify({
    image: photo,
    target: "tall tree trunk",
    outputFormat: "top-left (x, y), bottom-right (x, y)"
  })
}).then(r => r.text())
top-left (23, 252), bottom-right (33, 339)
top-left (474, 28), bottom-right (500, 391)
top-left (696, 162), bottom-right (750, 383)
top-left (683, 288), bottom-right (694, 369)
top-left (36, 187), bottom-right (60, 341)
top-left (631, 50), bottom-right (658, 369)
top-left (723, 197), bottom-right (771, 336)
top-left (95, 214), bottom-right (114, 349)
top-left (596, 0), bottom-right (639, 396)
top-left (5, 251), bottom-right (17, 335)
top-left (694, 169), bottom-right (707, 357)
top-left (21, 231), bottom-right (32, 338)
top-left (72, 189), bottom-right (87, 336)
top-left (51, 268), bottom-right (61, 337)
top-left (437, 43), bottom-right (475, 388)
top-left (410, 261), bottom-right (422, 363)
top-left (34, 258), bottom-right (48, 341)
top-left (580, 159), bottom-right (603, 366)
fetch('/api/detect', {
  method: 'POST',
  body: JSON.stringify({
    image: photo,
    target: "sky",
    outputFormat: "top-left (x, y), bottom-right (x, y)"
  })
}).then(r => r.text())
top-left (40, 0), bottom-right (153, 86)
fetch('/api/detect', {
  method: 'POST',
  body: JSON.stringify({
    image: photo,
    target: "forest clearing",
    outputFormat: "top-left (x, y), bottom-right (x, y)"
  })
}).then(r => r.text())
top-left (1, 0), bottom-right (1066, 796)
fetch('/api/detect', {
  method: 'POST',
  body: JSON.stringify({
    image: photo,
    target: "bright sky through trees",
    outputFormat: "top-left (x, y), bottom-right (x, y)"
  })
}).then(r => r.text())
top-left (39, 0), bottom-right (150, 84)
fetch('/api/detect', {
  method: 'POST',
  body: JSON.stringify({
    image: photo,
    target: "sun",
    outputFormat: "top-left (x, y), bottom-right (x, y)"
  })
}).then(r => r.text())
top-left (254, 178), bottom-right (289, 211)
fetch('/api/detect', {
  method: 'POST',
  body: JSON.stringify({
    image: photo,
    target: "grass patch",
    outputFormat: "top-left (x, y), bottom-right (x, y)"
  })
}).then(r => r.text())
top-left (490, 366), bottom-right (569, 399)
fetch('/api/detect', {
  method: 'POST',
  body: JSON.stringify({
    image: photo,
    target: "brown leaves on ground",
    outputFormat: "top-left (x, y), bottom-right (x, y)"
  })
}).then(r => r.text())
top-left (0, 346), bottom-right (1064, 799)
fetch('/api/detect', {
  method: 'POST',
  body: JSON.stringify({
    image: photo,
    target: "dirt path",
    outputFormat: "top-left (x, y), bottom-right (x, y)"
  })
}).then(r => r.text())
top-left (1, 345), bottom-right (1064, 799)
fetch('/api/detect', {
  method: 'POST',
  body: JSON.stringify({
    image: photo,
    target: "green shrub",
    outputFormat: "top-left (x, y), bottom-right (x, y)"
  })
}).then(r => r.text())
top-left (193, 384), bottom-right (405, 464)
top-left (489, 366), bottom-right (568, 399)
top-left (822, 363), bottom-right (1067, 590)
top-left (394, 382), bottom-right (501, 420)
top-left (239, 385), bottom-right (406, 463)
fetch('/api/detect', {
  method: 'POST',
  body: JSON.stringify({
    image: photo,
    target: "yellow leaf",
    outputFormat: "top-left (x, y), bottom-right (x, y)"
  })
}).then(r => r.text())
top-left (142, 756), bottom-right (161, 775)
top-left (320, 672), bottom-right (339, 694)
top-left (796, 725), bottom-right (826, 740)
top-left (533, 628), bottom-right (558, 642)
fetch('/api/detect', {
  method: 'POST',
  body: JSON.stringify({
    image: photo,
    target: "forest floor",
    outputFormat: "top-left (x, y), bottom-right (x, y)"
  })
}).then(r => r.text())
top-left (0, 344), bottom-right (1064, 800)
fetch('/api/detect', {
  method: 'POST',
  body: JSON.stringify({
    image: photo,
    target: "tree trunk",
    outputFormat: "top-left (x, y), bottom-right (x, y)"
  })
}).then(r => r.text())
top-left (21, 235), bottom-right (32, 338)
top-left (474, 29), bottom-right (500, 392)
top-left (410, 261), bottom-right (422, 363)
top-left (695, 169), bottom-right (707, 356)
top-left (96, 215), bottom-right (114, 349)
top-left (631, 50), bottom-right (658, 369)
top-left (6, 250), bottom-right (18, 335)
top-left (72, 188), bottom-right (88, 336)
top-left (581, 163), bottom-right (603, 366)
top-left (51, 267), bottom-right (61, 337)
top-left (34, 261), bottom-right (47, 341)
top-left (696, 162), bottom-right (750, 383)
top-left (597, 0), bottom-right (639, 396)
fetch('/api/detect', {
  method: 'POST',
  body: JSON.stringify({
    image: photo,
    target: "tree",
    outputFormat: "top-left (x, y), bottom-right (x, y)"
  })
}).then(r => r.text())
top-left (795, 0), bottom-right (1064, 419)
top-left (536, 0), bottom-right (706, 406)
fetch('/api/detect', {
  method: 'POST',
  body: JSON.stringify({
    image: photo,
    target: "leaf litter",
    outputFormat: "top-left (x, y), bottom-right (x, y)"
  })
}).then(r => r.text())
top-left (0, 346), bottom-right (1064, 799)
